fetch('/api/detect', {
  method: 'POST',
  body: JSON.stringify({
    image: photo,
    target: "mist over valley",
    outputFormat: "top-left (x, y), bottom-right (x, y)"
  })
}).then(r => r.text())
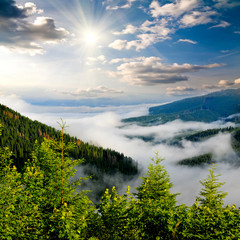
top-left (1, 90), bottom-right (239, 206)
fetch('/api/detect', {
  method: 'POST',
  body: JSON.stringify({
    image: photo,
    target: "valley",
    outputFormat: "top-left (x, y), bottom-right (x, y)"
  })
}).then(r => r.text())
top-left (1, 89), bottom-right (240, 205)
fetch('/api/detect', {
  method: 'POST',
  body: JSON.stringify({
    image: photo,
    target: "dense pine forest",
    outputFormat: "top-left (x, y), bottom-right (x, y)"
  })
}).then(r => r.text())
top-left (0, 121), bottom-right (240, 239)
top-left (0, 104), bottom-right (138, 175)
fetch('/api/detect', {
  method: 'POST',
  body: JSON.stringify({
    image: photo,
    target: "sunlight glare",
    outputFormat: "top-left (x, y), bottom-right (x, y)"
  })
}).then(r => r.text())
top-left (84, 30), bottom-right (98, 45)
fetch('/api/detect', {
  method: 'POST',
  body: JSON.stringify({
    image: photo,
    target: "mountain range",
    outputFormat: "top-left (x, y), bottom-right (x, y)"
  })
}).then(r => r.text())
top-left (123, 88), bottom-right (240, 126)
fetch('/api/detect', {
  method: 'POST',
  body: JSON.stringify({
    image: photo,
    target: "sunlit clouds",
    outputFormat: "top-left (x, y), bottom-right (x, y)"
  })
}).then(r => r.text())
top-left (109, 57), bottom-right (223, 86)
top-left (149, 0), bottom-right (198, 18)
top-left (0, 1), bottom-right (68, 55)
top-left (0, 0), bottom-right (240, 106)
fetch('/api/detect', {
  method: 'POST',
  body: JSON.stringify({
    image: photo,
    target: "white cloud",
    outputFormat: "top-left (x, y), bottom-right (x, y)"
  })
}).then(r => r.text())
top-left (180, 11), bottom-right (217, 27)
top-left (0, 42), bottom-right (45, 56)
top-left (57, 86), bottom-right (124, 98)
top-left (86, 55), bottom-right (107, 65)
top-left (108, 0), bottom-right (237, 51)
top-left (23, 2), bottom-right (43, 15)
top-left (209, 20), bottom-right (230, 29)
top-left (202, 78), bottom-right (240, 90)
top-left (234, 78), bottom-right (240, 84)
top-left (218, 79), bottom-right (234, 87)
top-left (167, 86), bottom-right (195, 95)
top-left (109, 19), bottom-right (173, 51)
top-left (108, 39), bottom-right (127, 50)
top-left (125, 34), bottom-right (170, 51)
top-left (105, 0), bottom-right (137, 10)
top-left (113, 24), bottom-right (137, 35)
top-left (150, 0), bottom-right (198, 18)
top-left (213, 0), bottom-right (240, 8)
top-left (140, 19), bottom-right (172, 36)
top-left (110, 57), bottom-right (222, 85)
top-left (178, 39), bottom-right (197, 44)
top-left (110, 57), bottom-right (146, 64)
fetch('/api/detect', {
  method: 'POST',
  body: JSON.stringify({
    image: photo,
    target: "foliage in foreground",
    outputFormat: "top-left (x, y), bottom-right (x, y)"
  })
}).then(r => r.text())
top-left (0, 123), bottom-right (240, 239)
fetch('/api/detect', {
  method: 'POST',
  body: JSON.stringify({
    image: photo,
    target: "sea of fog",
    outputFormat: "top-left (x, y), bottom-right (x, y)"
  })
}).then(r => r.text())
top-left (1, 94), bottom-right (240, 206)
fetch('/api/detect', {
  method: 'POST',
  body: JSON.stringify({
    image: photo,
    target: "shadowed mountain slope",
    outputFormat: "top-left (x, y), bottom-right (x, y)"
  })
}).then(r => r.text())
top-left (123, 88), bottom-right (240, 125)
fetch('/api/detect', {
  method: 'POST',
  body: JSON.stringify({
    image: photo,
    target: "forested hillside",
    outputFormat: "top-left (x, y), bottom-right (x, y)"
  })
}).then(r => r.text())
top-left (0, 127), bottom-right (239, 239)
top-left (124, 88), bottom-right (240, 125)
top-left (0, 104), bottom-right (138, 175)
top-left (149, 88), bottom-right (240, 117)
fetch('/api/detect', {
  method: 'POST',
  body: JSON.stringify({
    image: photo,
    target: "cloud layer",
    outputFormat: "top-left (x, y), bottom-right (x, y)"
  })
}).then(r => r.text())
top-left (57, 86), bottom-right (124, 98)
top-left (65, 114), bottom-right (240, 206)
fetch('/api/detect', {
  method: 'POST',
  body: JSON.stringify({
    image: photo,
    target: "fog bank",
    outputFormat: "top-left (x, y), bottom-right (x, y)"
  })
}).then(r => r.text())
top-left (1, 95), bottom-right (239, 206)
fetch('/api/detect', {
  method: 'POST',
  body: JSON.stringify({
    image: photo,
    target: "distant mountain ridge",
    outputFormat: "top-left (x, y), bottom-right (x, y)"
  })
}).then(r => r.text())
top-left (123, 88), bottom-right (240, 125)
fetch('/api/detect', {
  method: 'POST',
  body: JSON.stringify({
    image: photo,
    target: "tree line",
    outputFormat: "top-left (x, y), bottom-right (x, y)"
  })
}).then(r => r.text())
top-left (177, 153), bottom-right (213, 167)
top-left (185, 127), bottom-right (238, 142)
top-left (0, 122), bottom-right (239, 239)
top-left (0, 104), bottom-right (138, 175)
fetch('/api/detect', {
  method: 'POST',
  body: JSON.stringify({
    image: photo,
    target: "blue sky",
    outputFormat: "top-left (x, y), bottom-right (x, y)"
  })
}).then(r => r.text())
top-left (0, 0), bottom-right (240, 107)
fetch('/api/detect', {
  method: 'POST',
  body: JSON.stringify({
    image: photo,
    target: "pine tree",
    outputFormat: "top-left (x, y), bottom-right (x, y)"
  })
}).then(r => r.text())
top-left (23, 120), bottom-right (94, 239)
top-left (181, 164), bottom-right (240, 239)
top-left (91, 186), bottom-right (137, 239)
top-left (0, 121), bottom-right (95, 239)
top-left (132, 152), bottom-right (180, 240)
top-left (198, 164), bottom-right (227, 208)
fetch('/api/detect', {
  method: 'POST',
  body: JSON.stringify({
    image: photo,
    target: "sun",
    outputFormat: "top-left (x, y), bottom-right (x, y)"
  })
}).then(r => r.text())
top-left (84, 30), bottom-right (98, 45)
